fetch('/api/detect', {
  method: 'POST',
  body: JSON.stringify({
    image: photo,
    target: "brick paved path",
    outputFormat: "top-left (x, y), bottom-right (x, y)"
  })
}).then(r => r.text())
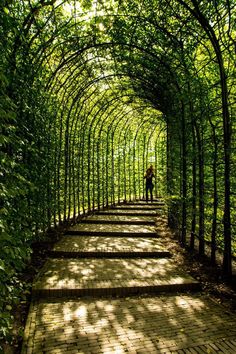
top-left (22, 201), bottom-right (236, 353)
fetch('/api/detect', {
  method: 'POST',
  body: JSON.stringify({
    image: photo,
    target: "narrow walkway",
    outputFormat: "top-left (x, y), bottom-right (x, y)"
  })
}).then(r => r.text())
top-left (22, 201), bottom-right (236, 353)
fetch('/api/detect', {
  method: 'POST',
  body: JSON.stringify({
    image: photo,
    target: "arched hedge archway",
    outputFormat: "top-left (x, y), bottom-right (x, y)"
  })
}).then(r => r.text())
top-left (1, 0), bottom-right (235, 340)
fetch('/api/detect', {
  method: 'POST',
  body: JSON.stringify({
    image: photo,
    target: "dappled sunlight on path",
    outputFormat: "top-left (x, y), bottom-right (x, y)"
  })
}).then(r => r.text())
top-left (84, 215), bottom-right (156, 222)
top-left (53, 236), bottom-right (164, 253)
top-left (100, 209), bottom-right (157, 215)
top-left (69, 223), bottom-right (156, 234)
top-left (26, 294), bottom-right (236, 353)
top-left (22, 201), bottom-right (236, 353)
top-left (33, 258), bottom-right (197, 292)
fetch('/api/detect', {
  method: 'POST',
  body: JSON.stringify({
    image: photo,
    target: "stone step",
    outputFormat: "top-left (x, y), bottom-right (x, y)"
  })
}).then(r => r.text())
top-left (66, 223), bottom-right (157, 237)
top-left (86, 215), bottom-right (156, 222)
top-left (127, 200), bottom-right (165, 206)
top-left (49, 236), bottom-right (171, 258)
top-left (114, 205), bottom-right (162, 210)
top-left (81, 217), bottom-right (156, 225)
top-left (22, 295), bottom-right (236, 354)
top-left (49, 250), bottom-right (171, 258)
top-left (32, 258), bottom-right (200, 299)
top-left (98, 210), bottom-right (157, 216)
top-left (87, 213), bottom-right (156, 222)
top-left (66, 231), bottom-right (158, 237)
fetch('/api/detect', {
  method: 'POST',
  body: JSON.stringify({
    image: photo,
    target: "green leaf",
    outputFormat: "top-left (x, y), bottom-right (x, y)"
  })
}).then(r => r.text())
top-left (3, 7), bottom-right (9, 15)
top-left (0, 260), bottom-right (6, 272)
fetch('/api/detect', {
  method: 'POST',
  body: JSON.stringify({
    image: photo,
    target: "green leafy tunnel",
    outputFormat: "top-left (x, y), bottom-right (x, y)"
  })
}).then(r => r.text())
top-left (0, 0), bottom-right (236, 340)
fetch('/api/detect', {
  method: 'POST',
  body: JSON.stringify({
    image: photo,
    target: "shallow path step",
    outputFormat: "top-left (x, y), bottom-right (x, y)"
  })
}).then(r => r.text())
top-left (80, 220), bottom-right (156, 225)
top-left (32, 258), bottom-right (200, 299)
top-left (49, 235), bottom-right (171, 258)
top-left (113, 205), bottom-right (162, 210)
top-left (81, 214), bottom-right (156, 225)
top-left (22, 294), bottom-right (236, 354)
top-left (66, 223), bottom-right (157, 237)
top-left (49, 250), bottom-right (170, 258)
top-left (98, 209), bottom-right (157, 216)
top-left (126, 200), bottom-right (165, 206)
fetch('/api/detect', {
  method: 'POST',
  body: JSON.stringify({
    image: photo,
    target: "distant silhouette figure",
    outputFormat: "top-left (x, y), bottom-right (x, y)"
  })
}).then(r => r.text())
top-left (144, 166), bottom-right (155, 202)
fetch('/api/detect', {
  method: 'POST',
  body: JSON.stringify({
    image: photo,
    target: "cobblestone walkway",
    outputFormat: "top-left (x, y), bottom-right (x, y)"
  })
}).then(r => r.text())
top-left (22, 201), bottom-right (236, 353)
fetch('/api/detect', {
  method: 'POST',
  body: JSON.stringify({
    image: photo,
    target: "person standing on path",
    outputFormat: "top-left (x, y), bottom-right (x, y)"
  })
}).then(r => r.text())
top-left (144, 165), bottom-right (155, 202)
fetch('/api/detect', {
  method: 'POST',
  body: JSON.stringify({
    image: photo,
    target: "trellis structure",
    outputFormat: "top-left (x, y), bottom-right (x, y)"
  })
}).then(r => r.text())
top-left (0, 0), bottom-right (236, 341)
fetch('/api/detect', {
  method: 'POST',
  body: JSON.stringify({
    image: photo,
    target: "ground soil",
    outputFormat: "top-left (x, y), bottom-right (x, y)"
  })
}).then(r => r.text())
top-left (162, 226), bottom-right (236, 312)
top-left (1, 221), bottom-right (236, 354)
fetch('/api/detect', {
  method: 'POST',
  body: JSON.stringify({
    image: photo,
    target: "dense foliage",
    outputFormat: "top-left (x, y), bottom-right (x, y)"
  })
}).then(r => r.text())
top-left (0, 0), bottom-right (235, 345)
